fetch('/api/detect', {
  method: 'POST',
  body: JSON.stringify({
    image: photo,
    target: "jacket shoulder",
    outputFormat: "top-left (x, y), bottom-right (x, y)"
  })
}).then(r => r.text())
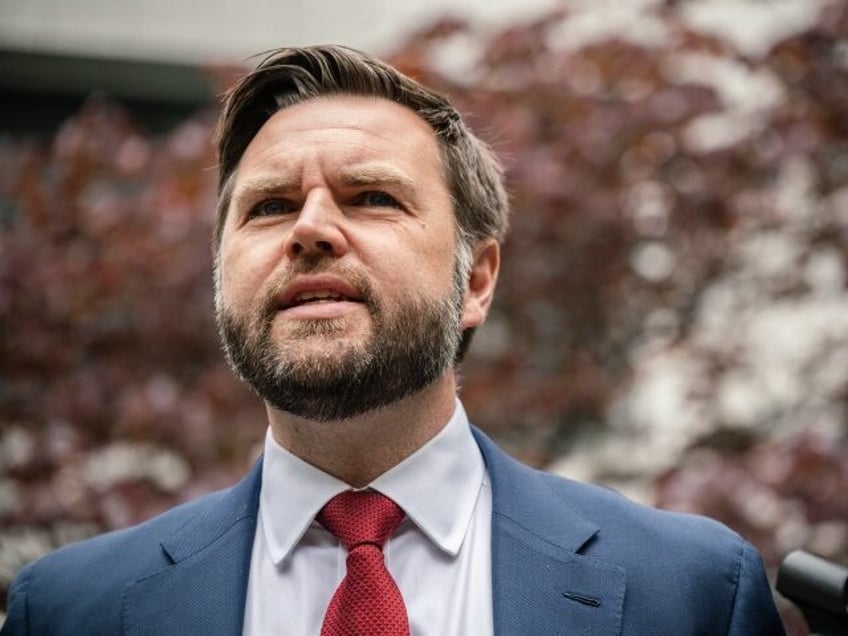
top-left (2, 465), bottom-right (260, 636)
top-left (473, 426), bottom-right (784, 634)
top-left (476, 424), bottom-right (741, 555)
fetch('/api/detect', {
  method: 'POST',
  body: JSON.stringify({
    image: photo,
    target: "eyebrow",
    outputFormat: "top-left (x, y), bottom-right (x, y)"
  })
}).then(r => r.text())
top-left (230, 163), bottom-right (418, 209)
top-left (337, 163), bottom-right (416, 192)
top-left (230, 174), bottom-right (300, 208)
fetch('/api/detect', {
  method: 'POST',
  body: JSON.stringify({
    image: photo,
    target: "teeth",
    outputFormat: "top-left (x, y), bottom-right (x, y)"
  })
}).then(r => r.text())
top-left (295, 290), bottom-right (346, 303)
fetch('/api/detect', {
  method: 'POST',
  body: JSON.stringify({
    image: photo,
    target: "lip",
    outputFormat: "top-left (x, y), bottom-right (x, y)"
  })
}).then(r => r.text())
top-left (277, 274), bottom-right (365, 319)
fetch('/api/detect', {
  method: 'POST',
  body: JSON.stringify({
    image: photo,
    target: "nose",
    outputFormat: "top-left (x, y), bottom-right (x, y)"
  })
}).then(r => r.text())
top-left (283, 191), bottom-right (349, 259)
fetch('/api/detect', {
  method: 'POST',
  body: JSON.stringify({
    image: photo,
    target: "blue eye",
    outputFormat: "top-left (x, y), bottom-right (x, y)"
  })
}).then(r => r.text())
top-left (357, 191), bottom-right (402, 208)
top-left (252, 199), bottom-right (295, 217)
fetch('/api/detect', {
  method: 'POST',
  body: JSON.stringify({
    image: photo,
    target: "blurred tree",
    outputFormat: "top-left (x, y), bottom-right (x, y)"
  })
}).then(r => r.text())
top-left (390, 3), bottom-right (846, 632)
top-left (1, 1), bottom-right (845, 632)
top-left (0, 96), bottom-right (268, 601)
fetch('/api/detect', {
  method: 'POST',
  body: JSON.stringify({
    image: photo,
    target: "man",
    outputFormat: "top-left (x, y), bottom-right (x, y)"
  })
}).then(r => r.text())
top-left (2, 45), bottom-right (784, 635)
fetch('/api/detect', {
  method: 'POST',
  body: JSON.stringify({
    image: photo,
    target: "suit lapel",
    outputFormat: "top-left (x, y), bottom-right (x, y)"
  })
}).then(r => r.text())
top-left (121, 462), bottom-right (262, 636)
top-left (120, 430), bottom-right (626, 635)
top-left (473, 428), bottom-right (626, 636)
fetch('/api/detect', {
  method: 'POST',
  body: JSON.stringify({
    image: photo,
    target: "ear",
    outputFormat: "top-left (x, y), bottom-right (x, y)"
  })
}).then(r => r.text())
top-left (461, 238), bottom-right (500, 330)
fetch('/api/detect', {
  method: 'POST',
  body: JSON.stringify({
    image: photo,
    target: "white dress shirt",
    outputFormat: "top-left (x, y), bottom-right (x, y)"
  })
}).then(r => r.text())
top-left (242, 400), bottom-right (494, 636)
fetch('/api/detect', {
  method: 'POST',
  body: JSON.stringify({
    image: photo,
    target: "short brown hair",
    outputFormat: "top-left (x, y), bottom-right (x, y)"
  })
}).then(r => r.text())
top-left (212, 44), bottom-right (509, 251)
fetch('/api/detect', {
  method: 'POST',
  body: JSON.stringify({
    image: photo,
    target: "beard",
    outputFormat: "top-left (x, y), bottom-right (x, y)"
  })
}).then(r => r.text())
top-left (215, 256), bottom-right (466, 422)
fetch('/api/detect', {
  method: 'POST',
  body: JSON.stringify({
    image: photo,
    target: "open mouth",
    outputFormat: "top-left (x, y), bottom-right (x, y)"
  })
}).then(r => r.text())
top-left (278, 276), bottom-right (367, 315)
top-left (285, 290), bottom-right (359, 308)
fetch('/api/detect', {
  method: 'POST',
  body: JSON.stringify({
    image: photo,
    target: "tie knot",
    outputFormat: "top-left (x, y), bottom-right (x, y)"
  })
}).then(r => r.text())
top-left (318, 490), bottom-right (405, 550)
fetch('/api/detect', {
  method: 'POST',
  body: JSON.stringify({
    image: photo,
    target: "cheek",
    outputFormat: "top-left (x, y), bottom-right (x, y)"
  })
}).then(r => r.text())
top-left (362, 231), bottom-right (456, 299)
top-left (422, 227), bottom-right (460, 287)
top-left (218, 239), bottom-right (279, 308)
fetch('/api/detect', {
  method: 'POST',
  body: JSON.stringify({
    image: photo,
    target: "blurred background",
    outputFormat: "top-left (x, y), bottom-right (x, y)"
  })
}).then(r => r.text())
top-left (1, 0), bottom-right (846, 632)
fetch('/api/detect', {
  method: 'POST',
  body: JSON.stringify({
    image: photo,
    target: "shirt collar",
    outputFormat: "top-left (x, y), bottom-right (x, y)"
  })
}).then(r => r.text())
top-left (258, 399), bottom-right (485, 564)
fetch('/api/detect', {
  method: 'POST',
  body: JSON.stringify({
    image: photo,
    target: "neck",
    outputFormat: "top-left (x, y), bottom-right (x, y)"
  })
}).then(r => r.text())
top-left (266, 372), bottom-right (459, 487)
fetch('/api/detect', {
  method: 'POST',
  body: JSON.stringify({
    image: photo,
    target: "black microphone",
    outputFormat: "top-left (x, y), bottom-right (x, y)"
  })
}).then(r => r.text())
top-left (777, 550), bottom-right (848, 636)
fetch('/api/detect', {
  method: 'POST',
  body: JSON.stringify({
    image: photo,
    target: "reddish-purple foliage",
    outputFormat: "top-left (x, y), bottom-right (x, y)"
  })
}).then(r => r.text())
top-left (2, 4), bottom-right (846, 631)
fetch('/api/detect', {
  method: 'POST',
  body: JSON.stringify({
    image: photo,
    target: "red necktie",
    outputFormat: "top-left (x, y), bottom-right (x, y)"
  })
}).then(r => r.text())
top-left (317, 490), bottom-right (410, 636)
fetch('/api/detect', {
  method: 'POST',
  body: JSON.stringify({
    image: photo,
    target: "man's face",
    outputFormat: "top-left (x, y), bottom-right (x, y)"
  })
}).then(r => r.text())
top-left (215, 95), bottom-right (472, 421)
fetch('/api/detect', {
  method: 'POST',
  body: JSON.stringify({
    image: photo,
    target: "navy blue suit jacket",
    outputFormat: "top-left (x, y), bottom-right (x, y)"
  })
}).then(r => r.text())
top-left (2, 427), bottom-right (785, 635)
